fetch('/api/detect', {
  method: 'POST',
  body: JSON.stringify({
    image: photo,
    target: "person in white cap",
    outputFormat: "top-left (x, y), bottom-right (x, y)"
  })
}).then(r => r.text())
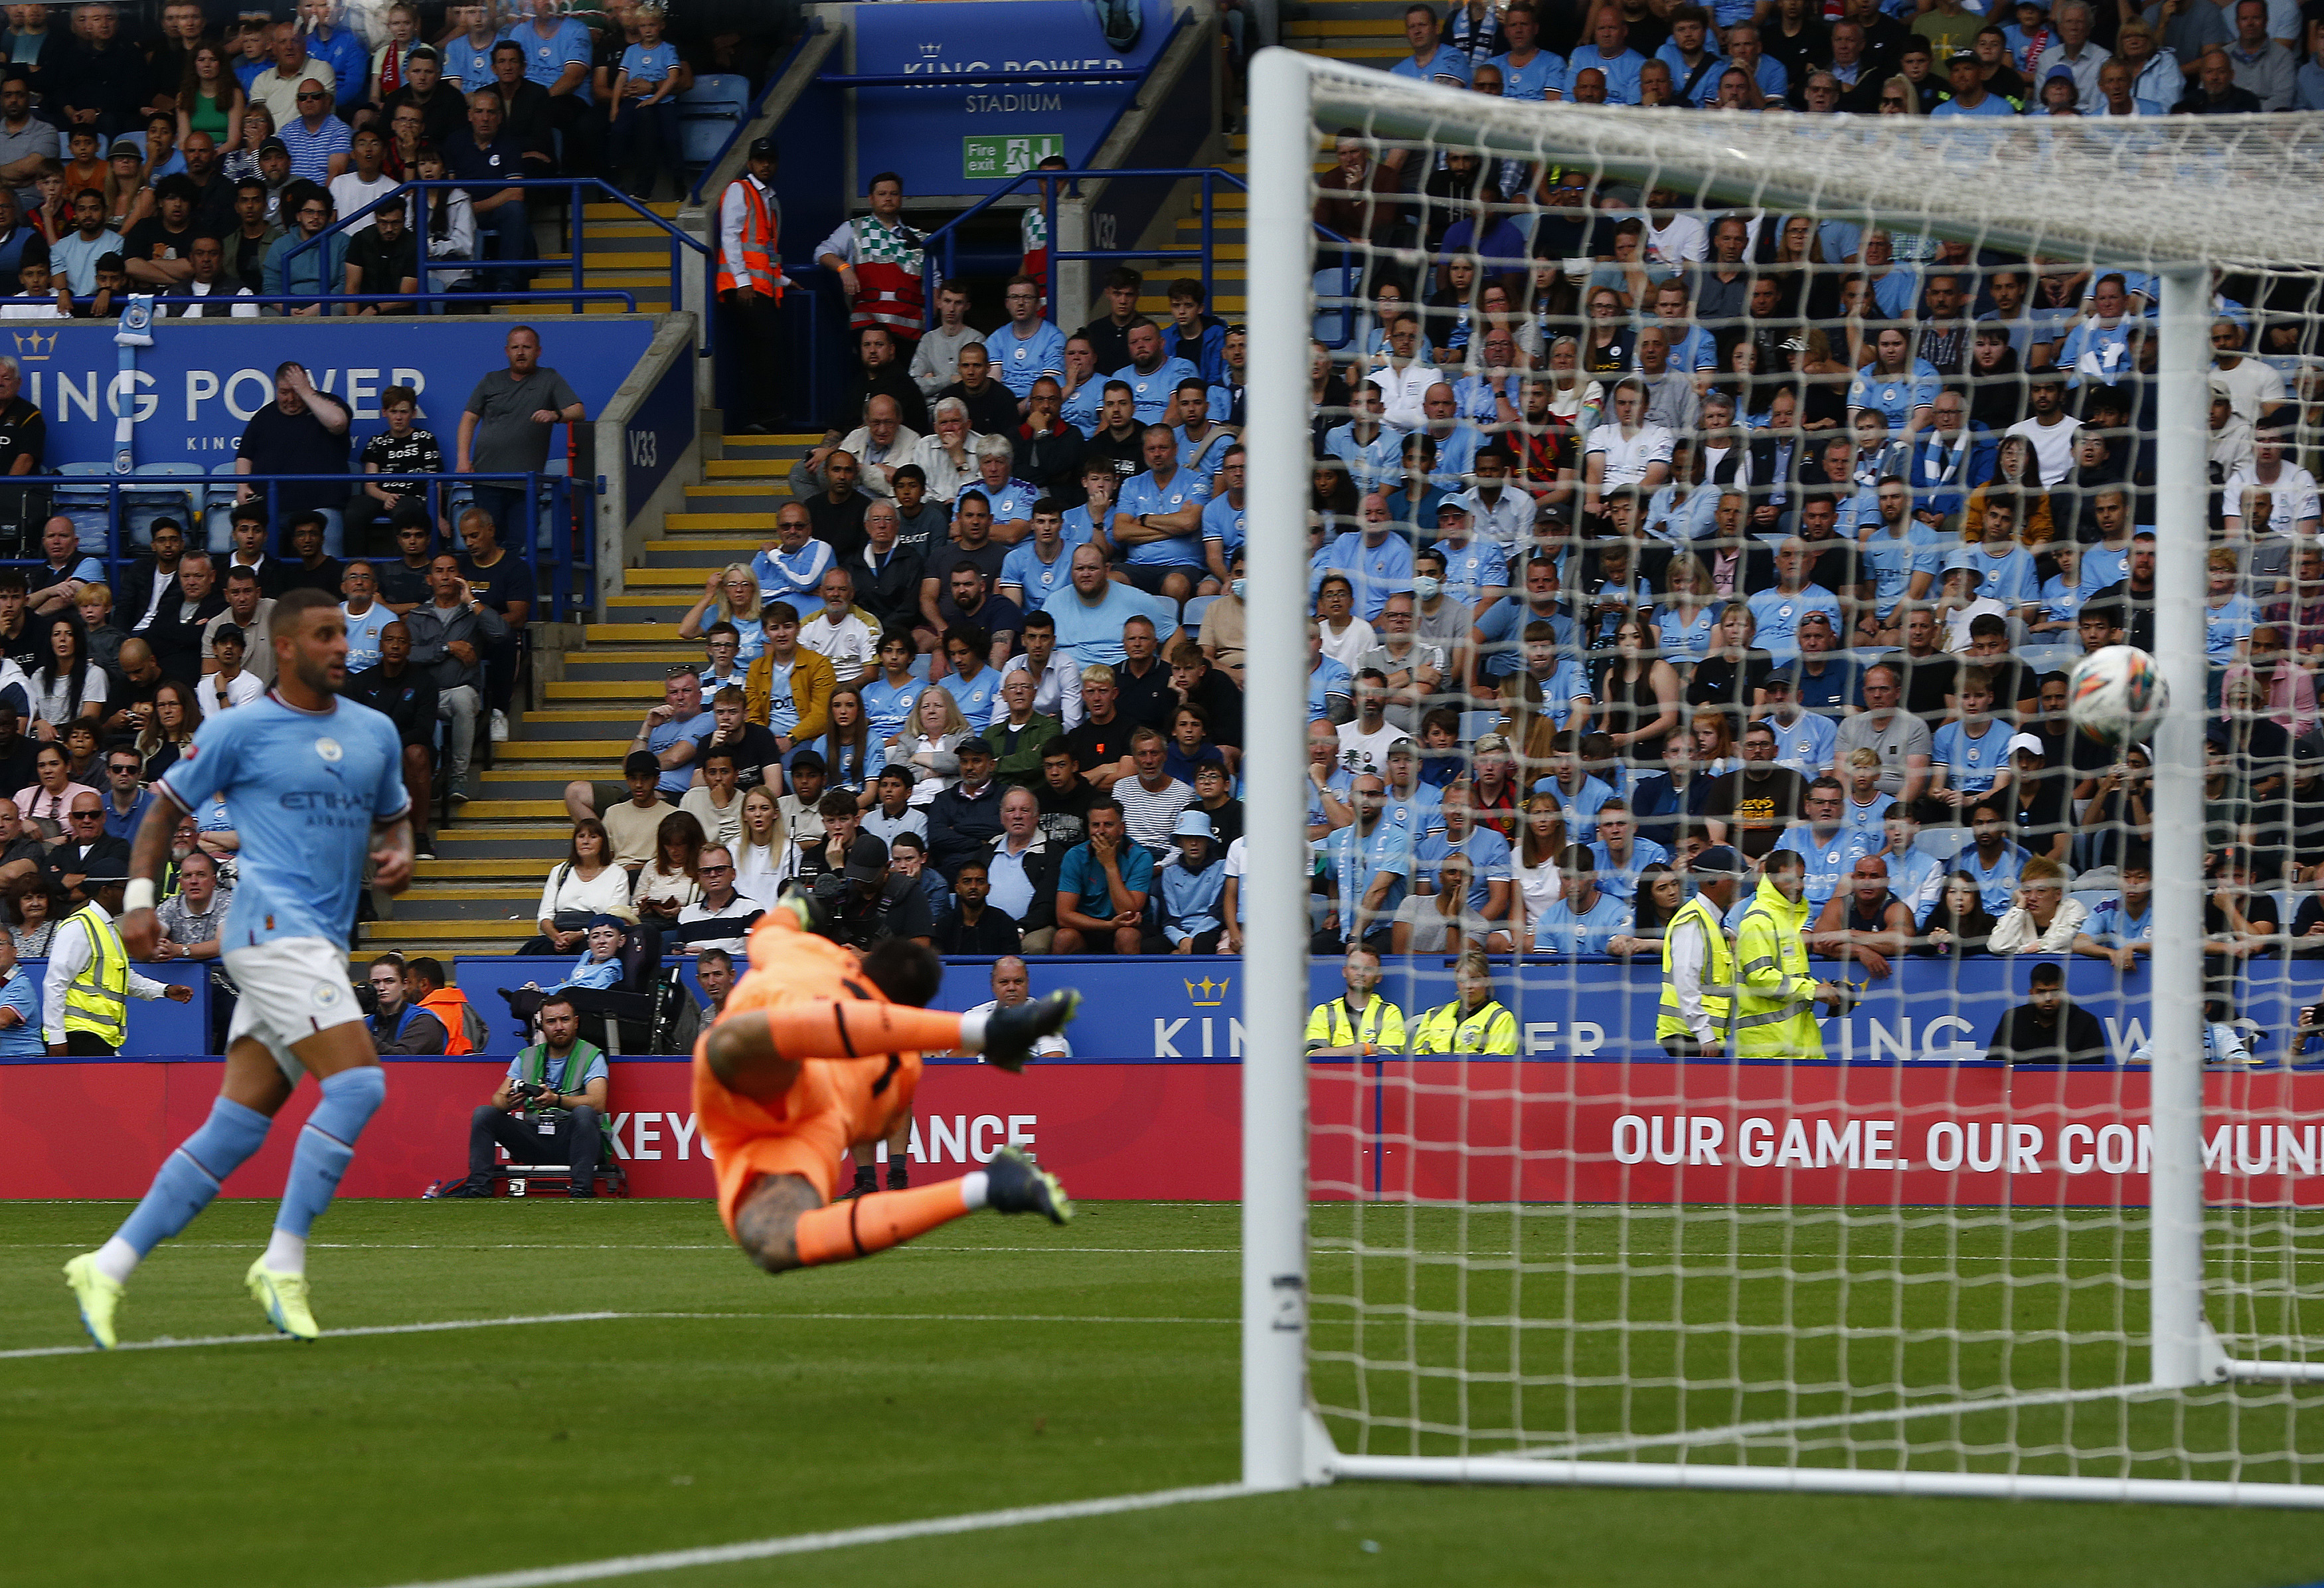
top-left (2004, 730), bottom-right (2072, 864)
top-left (1149, 808), bottom-right (1226, 953)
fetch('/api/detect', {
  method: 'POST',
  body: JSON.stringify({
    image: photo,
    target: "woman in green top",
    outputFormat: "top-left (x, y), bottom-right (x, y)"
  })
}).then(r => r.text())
top-left (178, 41), bottom-right (246, 151)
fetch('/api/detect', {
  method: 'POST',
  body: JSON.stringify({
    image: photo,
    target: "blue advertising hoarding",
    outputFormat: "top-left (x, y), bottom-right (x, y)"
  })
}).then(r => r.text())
top-left (437, 956), bottom-right (2324, 1066)
top-left (5, 316), bottom-right (659, 465)
top-left (848, 0), bottom-right (1169, 193)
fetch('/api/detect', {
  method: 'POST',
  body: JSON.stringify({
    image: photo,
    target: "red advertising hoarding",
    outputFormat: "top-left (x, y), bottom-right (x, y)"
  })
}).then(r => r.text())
top-left (8, 1058), bottom-right (2323, 1205)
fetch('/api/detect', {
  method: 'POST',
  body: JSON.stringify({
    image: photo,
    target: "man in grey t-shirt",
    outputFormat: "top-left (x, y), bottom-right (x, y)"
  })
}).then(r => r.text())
top-left (456, 325), bottom-right (585, 542)
top-left (0, 76), bottom-right (58, 212)
top-left (1833, 661), bottom-right (1933, 800)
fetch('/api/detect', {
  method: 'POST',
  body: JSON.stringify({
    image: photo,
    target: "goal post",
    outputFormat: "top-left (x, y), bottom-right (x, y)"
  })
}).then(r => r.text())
top-left (1242, 46), bottom-right (2324, 1500)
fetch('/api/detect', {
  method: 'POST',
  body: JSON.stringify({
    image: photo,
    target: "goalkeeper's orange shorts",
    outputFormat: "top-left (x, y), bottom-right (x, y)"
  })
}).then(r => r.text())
top-left (691, 912), bottom-right (923, 1236)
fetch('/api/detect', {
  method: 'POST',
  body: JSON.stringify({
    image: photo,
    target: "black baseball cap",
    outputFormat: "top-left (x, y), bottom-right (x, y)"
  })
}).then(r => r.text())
top-left (844, 834), bottom-right (891, 881)
top-left (748, 135), bottom-right (777, 160)
top-left (1693, 845), bottom-right (1744, 877)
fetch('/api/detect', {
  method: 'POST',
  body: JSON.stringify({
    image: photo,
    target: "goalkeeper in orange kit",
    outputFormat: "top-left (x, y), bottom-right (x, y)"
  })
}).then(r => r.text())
top-left (695, 895), bottom-right (1079, 1273)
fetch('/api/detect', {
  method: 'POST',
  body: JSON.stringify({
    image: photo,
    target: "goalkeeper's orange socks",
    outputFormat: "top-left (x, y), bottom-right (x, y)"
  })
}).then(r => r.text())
top-left (793, 1173), bottom-right (989, 1267)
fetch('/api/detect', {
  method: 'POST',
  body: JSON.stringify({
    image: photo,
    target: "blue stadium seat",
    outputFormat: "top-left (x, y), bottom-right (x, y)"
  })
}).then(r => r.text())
top-left (1180, 593), bottom-right (1215, 637)
top-left (1915, 826), bottom-right (1969, 863)
top-left (53, 462), bottom-right (113, 554)
top-left (678, 74), bottom-right (750, 169)
top-left (1311, 266), bottom-right (1361, 349)
top-left (202, 461), bottom-right (241, 552)
top-left (123, 463), bottom-right (202, 550)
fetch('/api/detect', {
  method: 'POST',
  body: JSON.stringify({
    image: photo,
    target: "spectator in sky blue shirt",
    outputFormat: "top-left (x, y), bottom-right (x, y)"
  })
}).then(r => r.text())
top-left (1772, 776), bottom-right (1874, 915)
top-left (1758, 673), bottom-right (1837, 774)
top-left (1531, 843), bottom-right (1631, 952)
top-left (991, 276), bottom-right (1068, 398)
top-left (1317, 493), bottom-right (1417, 620)
top-left (1847, 327), bottom-right (1940, 433)
top-left (1387, 5), bottom-right (1474, 85)
top-left (1586, 800), bottom-right (1669, 901)
top-left (1151, 810), bottom-right (1227, 951)
top-left (2205, 547), bottom-right (2258, 662)
top-left (2072, 851), bottom-right (2155, 971)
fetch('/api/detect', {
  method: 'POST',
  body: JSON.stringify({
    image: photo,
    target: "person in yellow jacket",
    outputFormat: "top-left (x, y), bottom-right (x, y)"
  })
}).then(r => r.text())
top-left (1731, 850), bottom-right (1851, 1059)
top-left (745, 602), bottom-right (840, 750)
top-left (1412, 947), bottom-right (1520, 1055)
top-left (1657, 843), bottom-right (1745, 1058)
top-left (42, 868), bottom-right (193, 1055)
top-left (1305, 946), bottom-right (1406, 1057)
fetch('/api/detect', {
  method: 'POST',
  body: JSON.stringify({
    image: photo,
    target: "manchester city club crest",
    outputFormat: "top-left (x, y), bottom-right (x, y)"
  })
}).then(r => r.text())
top-left (315, 737), bottom-right (344, 762)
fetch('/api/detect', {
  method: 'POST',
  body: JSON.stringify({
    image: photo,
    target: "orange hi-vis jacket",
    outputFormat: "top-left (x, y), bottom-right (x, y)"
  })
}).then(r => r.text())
top-left (717, 174), bottom-right (782, 300)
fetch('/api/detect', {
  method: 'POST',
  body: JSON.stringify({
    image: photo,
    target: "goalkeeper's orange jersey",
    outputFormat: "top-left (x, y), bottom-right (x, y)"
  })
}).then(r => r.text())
top-left (691, 911), bottom-right (924, 1229)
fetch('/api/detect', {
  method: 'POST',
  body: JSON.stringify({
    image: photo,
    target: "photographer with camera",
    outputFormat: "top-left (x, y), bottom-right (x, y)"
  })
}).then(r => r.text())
top-left (444, 994), bottom-right (610, 1199)
top-left (809, 835), bottom-right (936, 950)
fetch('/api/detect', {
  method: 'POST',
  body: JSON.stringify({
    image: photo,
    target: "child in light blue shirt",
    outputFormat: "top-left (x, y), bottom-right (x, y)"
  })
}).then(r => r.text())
top-left (608, 7), bottom-right (686, 201)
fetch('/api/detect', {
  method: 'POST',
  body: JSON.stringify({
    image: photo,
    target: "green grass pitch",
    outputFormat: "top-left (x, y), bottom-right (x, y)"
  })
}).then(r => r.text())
top-left (8, 1198), bottom-right (2324, 1587)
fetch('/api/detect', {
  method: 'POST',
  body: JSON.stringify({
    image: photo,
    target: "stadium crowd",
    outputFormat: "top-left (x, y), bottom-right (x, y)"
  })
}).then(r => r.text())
top-left (685, 82), bottom-right (2324, 994)
top-left (0, 0), bottom-right (776, 317)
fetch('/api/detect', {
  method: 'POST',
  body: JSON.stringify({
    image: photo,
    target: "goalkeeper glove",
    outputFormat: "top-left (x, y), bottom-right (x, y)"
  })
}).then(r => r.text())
top-left (982, 990), bottom-right (1080, 1073)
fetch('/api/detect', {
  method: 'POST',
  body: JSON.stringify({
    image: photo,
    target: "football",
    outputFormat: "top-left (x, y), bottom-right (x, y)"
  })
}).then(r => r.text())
top-left (2066, 644), bottom-right (2169, 745)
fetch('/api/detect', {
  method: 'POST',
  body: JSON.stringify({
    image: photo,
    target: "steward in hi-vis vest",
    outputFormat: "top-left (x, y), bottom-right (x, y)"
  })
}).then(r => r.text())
top-left (718, 135), bottom-right (791, 435)
top-left (1305, 946), bottom-right (1407, 1057)
top-left (1657, 844), bottom-right (1745, 1058)
top-left (1730, 850), bottom-right (1847, 1059)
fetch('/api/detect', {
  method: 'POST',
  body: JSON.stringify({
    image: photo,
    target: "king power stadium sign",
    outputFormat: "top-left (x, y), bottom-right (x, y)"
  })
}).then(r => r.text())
top-left (5, 318), bottom-right (655, 460)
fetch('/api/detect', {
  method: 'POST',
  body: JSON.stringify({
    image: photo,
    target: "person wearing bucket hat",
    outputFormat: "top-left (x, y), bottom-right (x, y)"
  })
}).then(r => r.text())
top-left (1149, 808), bottom-right (1226, 953)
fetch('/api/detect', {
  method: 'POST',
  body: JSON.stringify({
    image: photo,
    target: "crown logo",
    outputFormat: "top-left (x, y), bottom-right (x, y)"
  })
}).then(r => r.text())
top-left (1184, 976), bottom-right (1230, 1008)
top-left (11, 329), bottom-right (54, 359)
top-left (918, 40), bottom-right (942, 57)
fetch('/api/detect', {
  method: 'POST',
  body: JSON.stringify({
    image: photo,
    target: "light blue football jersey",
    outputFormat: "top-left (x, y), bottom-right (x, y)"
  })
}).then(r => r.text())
top-left (161, 692), bottom-right (408, 948)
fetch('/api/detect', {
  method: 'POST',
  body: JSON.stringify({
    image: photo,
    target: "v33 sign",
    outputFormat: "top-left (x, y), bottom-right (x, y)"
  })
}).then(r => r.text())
top-left (621, 351), bottom-right (693, 519)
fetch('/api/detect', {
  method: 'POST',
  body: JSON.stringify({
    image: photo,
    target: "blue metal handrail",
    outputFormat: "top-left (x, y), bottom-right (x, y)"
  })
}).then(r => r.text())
top-left (919, 166), bottom-right (1243, 328)
top-left (127, 290), bottom-right (639, 312)
top-left (916, 165), bottom-right (1352, 341)
top-left (283, 179), bottom-right (714, 351)
top-left (31, 470), bottom-right (591, 623)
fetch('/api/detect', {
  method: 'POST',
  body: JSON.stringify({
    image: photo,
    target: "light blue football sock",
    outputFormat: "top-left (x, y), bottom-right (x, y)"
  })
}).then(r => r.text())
top-left (112, 1097), bottom-right (274, 1260)
top-left (274, 1066), bottom-right (386, 1243)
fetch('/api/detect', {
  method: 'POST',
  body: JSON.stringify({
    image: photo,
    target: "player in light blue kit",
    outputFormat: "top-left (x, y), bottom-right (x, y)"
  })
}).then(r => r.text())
top-left (64, 588), bottom-right (415, 1348)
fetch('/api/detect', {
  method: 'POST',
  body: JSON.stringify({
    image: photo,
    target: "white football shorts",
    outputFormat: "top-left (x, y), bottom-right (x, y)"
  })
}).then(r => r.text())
top-left (222, 936), bottom-right (364, 1081)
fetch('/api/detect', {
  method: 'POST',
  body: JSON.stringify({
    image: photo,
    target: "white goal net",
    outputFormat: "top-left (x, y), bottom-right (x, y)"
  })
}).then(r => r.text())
top-left (1236, 52), bottom-right (2324, 1503)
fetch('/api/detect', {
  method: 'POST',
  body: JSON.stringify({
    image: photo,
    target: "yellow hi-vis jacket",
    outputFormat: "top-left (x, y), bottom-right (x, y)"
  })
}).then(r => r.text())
top-left (1656, 892), bottom-right (1736, 1046)
top-left (60, 903), bottom-right (129, 1047)
top-left (1412, 998), bottom-right (1519, 1055)
top-left (1305, 995), bottom-right (1406, 1056)
top-left (1730, 874), bottom-right (1825, 1059)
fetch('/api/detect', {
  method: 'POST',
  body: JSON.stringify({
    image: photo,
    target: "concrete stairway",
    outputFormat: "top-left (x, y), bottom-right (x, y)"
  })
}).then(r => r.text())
top-left (363, 432), bottom-right (809, 960)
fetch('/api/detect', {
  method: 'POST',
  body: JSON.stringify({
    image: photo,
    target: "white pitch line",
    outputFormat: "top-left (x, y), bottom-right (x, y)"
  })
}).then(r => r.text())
top-left (0, 1311), bottom-right (635, 1360)
top-left (2, 1310), bottom-right (1234, 1360)
top-left (1513, 1381), bottom-right (2171, 1462)
top-left (366, 1484), bottom-right (1252, 1588)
